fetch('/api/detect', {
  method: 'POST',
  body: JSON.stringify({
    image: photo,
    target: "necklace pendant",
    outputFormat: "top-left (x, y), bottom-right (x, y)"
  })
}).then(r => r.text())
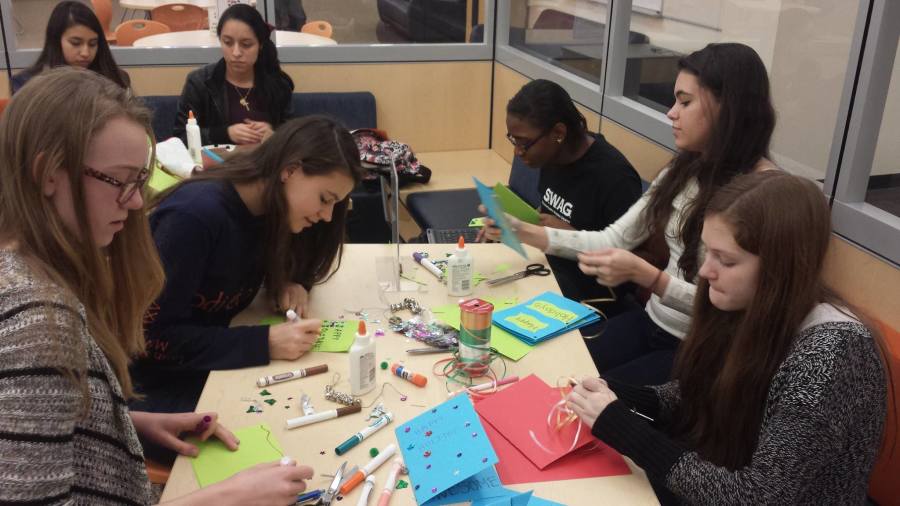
top-left (239, 97), bottom-right (250, 111)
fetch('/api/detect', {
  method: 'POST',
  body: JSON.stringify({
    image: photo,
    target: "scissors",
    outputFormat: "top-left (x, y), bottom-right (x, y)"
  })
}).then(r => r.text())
top-left (486, 263), bottom-right (551, 286)
top-left (308, 461), bottom-right (346, 505)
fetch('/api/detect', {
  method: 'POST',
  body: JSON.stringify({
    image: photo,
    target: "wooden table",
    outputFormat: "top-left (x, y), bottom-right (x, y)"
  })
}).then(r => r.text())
top-left (160, 244), bottom-right (658, 505)
top-left (132, 30), bottom-right (336, 48)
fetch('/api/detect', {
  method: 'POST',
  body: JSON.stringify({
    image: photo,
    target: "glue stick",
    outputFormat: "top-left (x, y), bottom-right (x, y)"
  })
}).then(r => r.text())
top-left (390, 363), bottom-right (427, 387)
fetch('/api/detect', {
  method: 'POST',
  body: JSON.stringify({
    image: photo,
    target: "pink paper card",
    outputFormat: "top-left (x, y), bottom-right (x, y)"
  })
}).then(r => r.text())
top-left (478, 412), bottom-right (630, 485)
top-left (474, 374), bottom-right (596, 469)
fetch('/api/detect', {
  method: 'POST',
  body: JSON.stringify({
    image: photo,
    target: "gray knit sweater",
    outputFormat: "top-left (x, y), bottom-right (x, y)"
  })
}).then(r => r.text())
top-left (0, 250), bottom-right (152, 505)
top-left (594, 304), bottom-right (886, 505)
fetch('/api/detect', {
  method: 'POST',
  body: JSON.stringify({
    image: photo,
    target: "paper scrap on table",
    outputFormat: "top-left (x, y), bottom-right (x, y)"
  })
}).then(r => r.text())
top-left (431, 298), bottom-right (533, 361)
top-left (395, 396), bottom-right (498, 505)
top-left (259, 316), bottom-right (358, 352)
top-left (189, 423), bottom-right (282, 487)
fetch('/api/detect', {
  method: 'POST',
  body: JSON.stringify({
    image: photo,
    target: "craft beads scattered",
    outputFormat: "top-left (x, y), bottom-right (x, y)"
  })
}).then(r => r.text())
top-left (380, 361), bottom-right (389, 370)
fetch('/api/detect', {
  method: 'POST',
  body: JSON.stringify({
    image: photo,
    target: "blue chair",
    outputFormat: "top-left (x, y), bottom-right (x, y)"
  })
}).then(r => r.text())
top-left (405, 156), bottom-right (540, 231)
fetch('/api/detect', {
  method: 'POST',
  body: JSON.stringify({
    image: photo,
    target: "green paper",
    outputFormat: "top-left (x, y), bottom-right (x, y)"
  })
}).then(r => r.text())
top-left (259, 390), bottom-right (271, 396)
top-left (148, 164), bottom-right (180, 193)
top-left (468, 217), bottom-right (486, 227)
top-left (431, 297), bottom-right (533, 361)
top-left (259, 316), bottom-right (358, 353)
top-left (190, 424), bottom-right (282, 488)
top-left (495, 263), bottom-right (511, 273)
top-left (263, 399), bottom-right (276, 406)
top-left (493, 184), bottom-right (540, 224)
top-left (396, 479), bottom-right (409, 489)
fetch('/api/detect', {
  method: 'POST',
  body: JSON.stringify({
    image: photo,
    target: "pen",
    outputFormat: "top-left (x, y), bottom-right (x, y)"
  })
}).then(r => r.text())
top-left (450, 375), bottom-right (520, 396)
top-left (339, 443), bottom-right (397, 495)
top-left (376, 458), bottom-right (404, 506)
top-left (286, 404), bottom-right (361, 429)
top-left (406, 347), bottom-right (455, 355)
top-left (257, 364), bottom-right (328, 387)
top-left (296, 489), bottom-right (323, 503)
top-left (335, 411), bottom-right (394, 455)
top-left (201, 147), bottom-right (225, 164)
top-left (357, 475), bottom-right (376, 506)
top-left (192, 414), bottom-right (212, 434)
top-left (390, 363), bottom-right (428, 387)
top-left (412, 252), bottom-right (443, 280)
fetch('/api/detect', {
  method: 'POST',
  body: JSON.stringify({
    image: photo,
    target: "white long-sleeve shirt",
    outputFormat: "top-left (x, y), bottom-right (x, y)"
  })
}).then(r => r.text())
top-left (545, 168), bottom-right (698, 338)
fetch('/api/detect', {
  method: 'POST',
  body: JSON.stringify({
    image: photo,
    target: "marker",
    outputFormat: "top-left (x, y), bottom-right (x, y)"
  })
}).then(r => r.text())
top-left (201, 146), bottom-right (225, 164)
top-left (335, 411), bottom-right (394, 455)
top-left (339, 443), bottom-right (397, 495)
top-left (296, 489), bottom-right (323, 503)
top-left (376, 457), bottom-right (404, 506)
top-left (192, 415), bottom-right (212, 434)
top-left (357, 475), bottom-right (376, 506)
top-left (390, 363), bottom-right (428, 387)
top-left (286, 404), bottom-right (361, 429)
top-left (450, 375), bottom-right (519, 396)
top-left (412, 252), bottom-right (443, 280)
top-left (257, 364), bottom-right (328, 387)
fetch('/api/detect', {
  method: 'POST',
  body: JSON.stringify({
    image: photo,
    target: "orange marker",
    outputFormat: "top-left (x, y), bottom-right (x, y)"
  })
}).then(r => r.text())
top-left (340, 443), bottom-right (397, 495)
top-left (390, 363), bottom-right (428, 387)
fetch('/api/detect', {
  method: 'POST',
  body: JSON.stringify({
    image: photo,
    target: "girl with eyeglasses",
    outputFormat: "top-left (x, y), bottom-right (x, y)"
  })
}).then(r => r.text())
top-left (12, 1), bottom-right (130, 94)
top-left (0, 67), bottom-right (312, 506)
top-left (486, 43), bottom-right (778, 386)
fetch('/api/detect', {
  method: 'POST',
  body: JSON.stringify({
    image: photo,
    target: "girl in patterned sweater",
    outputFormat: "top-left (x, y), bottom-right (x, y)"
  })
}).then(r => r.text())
top-left (0, 68), bottom-right (312, 505)
top-left (567, 171), bottom-right (888, 504)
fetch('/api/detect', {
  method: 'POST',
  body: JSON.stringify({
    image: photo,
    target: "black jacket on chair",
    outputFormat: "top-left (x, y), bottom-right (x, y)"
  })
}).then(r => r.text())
top-left (173, 59), bottom-right (294, 145)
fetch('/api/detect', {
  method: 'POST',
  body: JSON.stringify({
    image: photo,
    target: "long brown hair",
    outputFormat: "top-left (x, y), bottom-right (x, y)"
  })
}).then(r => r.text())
top-left (671, 171), bottom-right (891, 468)
top-left (153, 115), bottom-right (363, 301)
top-left (642, 43), bottom-right (776, 280)
top-left (0, 67), bottom-right (164, 398)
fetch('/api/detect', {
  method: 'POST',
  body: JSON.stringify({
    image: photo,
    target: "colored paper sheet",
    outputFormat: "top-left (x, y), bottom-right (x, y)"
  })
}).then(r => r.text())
top-left (189, 423), bottom-right (282, 487)
top-left (431, 299), bottom-right (533, 361)
top-left (425, 467), bottom-right (509, 505)
top-left (476, 490), bottom-right (565, 506)
top-left (474, 177), bottom-right (528, 259)
top-left (474, 375), bottom-right (595, 469)
top-left (259, 316), bottom-right (359, 353)
top-left (493, 184), bottom-right (540, 225)
top-left (492, 291), bottom-right (600, 345)
top-left (476, 410), bottom-right (630, 485)
top-left (148, 165), bottom-right (181, 193)
top-left (395, 396), bottom-right (499, 505)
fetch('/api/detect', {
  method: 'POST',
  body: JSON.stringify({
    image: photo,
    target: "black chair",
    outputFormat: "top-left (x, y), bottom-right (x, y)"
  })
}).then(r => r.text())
top-left (405, 156), bottom-right (541, 232)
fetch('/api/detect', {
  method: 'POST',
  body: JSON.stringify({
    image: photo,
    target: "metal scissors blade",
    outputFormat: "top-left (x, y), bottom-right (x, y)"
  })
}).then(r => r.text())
top-left (486, 263), bottom-right (551, 286)
top-left (320, 461), bottom-right (347, 505)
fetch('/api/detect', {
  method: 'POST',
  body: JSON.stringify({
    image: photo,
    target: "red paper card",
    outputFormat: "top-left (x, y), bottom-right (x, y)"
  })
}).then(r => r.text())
top-left (474, 374), bottom-right (596, 469)
top-left (478, 412), bottom-right (630, 485)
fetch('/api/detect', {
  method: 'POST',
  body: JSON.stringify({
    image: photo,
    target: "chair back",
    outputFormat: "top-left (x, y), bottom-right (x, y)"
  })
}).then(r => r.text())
top-left (301, 20), bottom-right (333, 38)
top-left (151, 3), bottom-right (207, 31)
top-left (114, 20), bottom-right (171, 46)
top-left (869, 320), bottom-right (900, 506)
top-left (507, 156), bottom-right (541, 208)
top-left (90, 0), bottom-right (116, 42)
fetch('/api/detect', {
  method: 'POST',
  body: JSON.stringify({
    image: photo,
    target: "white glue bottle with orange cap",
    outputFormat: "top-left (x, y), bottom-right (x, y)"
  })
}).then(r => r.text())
top-left (349, 320), bottom-right (376, 396)
top-left (447, 236), bottom-right (474, 296)
top-left (186, 110), bottom-right (202, 166)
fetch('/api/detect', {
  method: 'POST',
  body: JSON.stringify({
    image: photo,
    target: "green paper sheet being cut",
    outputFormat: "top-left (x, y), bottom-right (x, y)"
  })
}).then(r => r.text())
top-left (189, 423), bottom-right (282, 488)
top-left (431, 297), bottom-right (534, 361)
top-left (259, 316), bottom-right (358, 353)
top-left (493, 184), bottom-right (540, 224)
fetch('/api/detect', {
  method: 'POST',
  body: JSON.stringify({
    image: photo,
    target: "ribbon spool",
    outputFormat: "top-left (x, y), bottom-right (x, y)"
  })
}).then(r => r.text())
top-left (457, 298), bottom-right (494, 377)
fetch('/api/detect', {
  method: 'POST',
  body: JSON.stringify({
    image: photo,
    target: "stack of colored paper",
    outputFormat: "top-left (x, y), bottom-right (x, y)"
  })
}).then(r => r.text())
top-left (492, 291), bottom-right (601, 345)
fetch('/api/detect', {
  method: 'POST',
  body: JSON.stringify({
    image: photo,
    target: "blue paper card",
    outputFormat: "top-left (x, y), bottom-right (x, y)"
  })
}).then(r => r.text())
top-left (395, 396), bottom-right (499, 505)
top-left (492, 291), bottom-right (601, 344)
top-left (475, 490), bottom-right (566, 506)
top-left (474, 177), bottom-right (528, 259)
top-left (425, 467), bottom-right (507, 505)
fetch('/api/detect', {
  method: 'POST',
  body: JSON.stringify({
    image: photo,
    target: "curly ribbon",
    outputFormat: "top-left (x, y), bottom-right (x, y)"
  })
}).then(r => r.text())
top-left (528, 377), bottom-right (585, 455)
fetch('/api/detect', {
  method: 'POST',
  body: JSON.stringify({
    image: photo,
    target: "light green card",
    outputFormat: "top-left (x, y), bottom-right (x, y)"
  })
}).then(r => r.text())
top-left (259, 316), bottom-right (358, 353)
top-left (431, 297), bottom-right (534, 361)
top-left (189, 423), bottom-right (282, 488)
top-left (148, 164), bottom-right (180, 193)
top-left (493, 184), bottom-right (540, 225)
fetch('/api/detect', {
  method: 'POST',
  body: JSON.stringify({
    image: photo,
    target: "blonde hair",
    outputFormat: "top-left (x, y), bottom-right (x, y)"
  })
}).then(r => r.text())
top-left (0, 67), bottom-right (164, 398)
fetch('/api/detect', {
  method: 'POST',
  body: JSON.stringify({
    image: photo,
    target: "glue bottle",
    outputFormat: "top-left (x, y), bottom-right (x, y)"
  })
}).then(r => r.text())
top-left (447, 236), bottom-right (473, 296)
top-left (186, 110), bottom-right (202, 165)
top-left (349, 320), bottom-right (376, 396)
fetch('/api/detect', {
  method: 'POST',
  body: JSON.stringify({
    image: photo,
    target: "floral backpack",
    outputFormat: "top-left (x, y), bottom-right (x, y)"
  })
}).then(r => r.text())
top-left (351, 128), bottom-right (432, 188)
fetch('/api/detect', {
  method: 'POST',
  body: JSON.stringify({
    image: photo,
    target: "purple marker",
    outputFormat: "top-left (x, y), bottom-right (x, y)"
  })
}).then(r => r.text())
top-left (412, 252), bottom-right (443, 280)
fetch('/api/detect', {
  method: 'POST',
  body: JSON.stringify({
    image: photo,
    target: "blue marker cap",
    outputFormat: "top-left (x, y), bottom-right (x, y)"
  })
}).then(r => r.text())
top-left (296, 489), bottom-right (323, 503)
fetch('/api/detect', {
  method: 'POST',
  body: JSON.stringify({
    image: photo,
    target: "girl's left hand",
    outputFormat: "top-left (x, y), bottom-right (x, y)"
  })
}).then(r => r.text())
top-left (277, 283), bottom-right (310, 317)
top-left (577, 248), bottom-right (645, 287)
top-left (129, 411), bottom-right (239, 457)
top-left (566, 377), bottom-right (618, 428)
